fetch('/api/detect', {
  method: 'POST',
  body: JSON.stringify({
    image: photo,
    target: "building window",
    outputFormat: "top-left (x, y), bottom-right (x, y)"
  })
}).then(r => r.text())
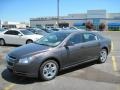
top-left (36, 24), bottom-right (42, 28)
top-left (108, 26), bottom-right (120, 31)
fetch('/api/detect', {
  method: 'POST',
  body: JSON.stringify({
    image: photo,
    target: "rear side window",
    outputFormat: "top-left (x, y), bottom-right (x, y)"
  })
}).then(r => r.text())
top-left (68, 34), bottom-right (83, 45)
top-left (83, 33), bottom-right (98, 42)
top-left (4, 30), bottom-right (20, 35)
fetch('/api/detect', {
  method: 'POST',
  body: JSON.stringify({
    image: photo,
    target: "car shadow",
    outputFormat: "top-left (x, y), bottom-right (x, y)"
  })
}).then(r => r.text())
top-left (58, 60), bottom-right (97, 76)
top-left (4, 44), bottom-right (20, 47)
top-left (1, 61), bottom-right (97, 84)
top-left (1, 69), bottom-right (41, 84)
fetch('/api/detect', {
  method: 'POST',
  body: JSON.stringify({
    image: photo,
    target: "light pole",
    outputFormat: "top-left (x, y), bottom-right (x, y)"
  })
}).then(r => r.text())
top-left (57, 0), bottom-right (59, 28)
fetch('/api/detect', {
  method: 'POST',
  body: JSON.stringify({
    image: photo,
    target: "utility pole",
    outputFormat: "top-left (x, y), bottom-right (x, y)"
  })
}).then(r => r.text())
top-left (57, 0), bottom-right (59, 28)
top-left (0, 20), bottom-right (1, 28)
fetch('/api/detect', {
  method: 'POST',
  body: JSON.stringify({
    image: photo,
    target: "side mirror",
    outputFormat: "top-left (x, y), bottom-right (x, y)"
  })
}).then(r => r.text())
top-left (18, 34), bottom-right (22, 36)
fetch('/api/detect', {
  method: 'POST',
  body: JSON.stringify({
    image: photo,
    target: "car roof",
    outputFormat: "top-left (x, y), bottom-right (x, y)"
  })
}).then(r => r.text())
top-left (53, 30), bottom-right (101, 36)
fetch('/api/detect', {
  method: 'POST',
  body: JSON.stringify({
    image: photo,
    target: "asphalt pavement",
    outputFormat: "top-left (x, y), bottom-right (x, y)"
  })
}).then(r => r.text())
top-left (0, 31), bottom-right (120, 90)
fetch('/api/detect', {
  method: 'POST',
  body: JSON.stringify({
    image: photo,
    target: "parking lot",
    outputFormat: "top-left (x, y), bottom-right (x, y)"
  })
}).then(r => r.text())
top-left (0, 31), bottom-right (120, 90)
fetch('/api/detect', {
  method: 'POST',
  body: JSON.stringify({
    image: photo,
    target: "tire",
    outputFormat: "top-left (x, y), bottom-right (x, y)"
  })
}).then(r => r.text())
top-left (98, 49), bottom-right (108, 63)
top-left (0, 39), bottom-right (5, 46)
top-left (26, 40), bottom-right (33, 44)
top-left (39, 60), bottom-right (59, 81)
top-left (7, 68), bottom-right (13, 73)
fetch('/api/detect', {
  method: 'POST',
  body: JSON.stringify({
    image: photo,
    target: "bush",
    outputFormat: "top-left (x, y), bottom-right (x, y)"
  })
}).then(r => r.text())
top-left (85, 21), bottom-right (93, 30)
top-left (99, 23), bottom-right (106, 31)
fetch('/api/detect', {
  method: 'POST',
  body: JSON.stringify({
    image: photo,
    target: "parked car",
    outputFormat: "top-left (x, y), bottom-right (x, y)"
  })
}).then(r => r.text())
top-left (0, 29), bottom-right (43, 45)
top-left (51, 28), bottom-right (61, 31)
top-left (0, 28), bottom-right (6, 33)
top-left (69, 27), bottom-right (86, 31)
top-left (41, 28), bottom-right (54, 33)
top-left (6, 30), bottom-right (111, 81)
top-left (50, 28), bottom-right (68, 31)
top-left (27, 28), bottom-right (47, 35)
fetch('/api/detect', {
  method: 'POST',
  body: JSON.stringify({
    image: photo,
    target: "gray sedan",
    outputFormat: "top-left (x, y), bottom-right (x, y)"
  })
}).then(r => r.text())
top-left (6, 31), bottom-right (111, 81)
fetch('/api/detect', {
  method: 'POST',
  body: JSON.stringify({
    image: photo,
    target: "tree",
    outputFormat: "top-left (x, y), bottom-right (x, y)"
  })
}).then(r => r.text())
top-left (99, 23), bottom-right (106, 31)
top-left (85, 21), bottom-right (94, 31)
top-left (82, 23), bottom-right (85, 26)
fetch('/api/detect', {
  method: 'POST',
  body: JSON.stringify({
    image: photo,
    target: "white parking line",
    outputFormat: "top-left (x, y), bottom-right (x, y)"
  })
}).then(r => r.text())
top-left (111, 41), bottom-right (114, 51)
top-left (4, 84), bottom-right (15, 90)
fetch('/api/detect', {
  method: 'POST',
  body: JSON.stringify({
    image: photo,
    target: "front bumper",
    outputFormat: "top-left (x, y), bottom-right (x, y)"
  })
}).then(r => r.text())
top-left (7, 60), bottom-right (39, 78)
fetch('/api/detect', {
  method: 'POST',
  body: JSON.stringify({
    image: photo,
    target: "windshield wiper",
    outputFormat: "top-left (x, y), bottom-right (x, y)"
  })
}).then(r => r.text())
top-left (39, 43), bottom-right (49, 46)
top-left (34, 42), bottom-right (55, 47)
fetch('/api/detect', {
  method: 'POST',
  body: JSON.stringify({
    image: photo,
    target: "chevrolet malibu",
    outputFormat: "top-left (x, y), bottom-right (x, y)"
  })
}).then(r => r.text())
top-left (6, 31), bottom-right (111, 81)
top-left (0, 29), bottom-right (43, 45)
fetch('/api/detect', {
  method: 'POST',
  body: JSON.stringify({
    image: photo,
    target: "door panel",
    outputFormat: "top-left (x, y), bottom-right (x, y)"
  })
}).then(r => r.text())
top-left (81, 41), bottom-right (100, 61)
top-left (4, 35), bottom-right (21, 44)
top-left (3, 35), bottom-right (15, 44)
top-left (63, 33), bottom-right (84, 66)
top-left (66, 44), bottom-right (83, 65)
top-left (3, 30), bottom-right (23, 45)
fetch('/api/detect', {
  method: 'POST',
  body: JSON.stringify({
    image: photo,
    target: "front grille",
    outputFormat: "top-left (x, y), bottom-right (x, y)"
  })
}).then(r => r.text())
top-left (7, 61), bottom-right (14, 66)
top-left (7, 55), bottom-right (18, 66)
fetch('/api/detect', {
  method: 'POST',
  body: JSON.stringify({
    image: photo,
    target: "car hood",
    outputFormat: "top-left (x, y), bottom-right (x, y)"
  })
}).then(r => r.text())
top-left (8, 43), bottom-right (51, 59)
top-left (28, 34), bottom-right (42, 37)
top-left (26, 34), bottom-right (43, 39)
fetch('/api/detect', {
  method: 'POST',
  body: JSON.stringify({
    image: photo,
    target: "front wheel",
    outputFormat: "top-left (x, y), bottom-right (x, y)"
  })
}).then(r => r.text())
top-left (0, 39), bottom-right (5, 46)
top-left (98, 49), bottom-right (107, 63)
top-left (39, 60), bottom-right (59, 81)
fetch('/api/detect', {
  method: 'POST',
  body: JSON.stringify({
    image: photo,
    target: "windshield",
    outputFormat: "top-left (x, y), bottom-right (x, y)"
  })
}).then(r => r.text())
top-left (21, 30), bottom-right (34, 35)
top-left (34, 32), bottom-right (70, 47)
top-left (28, 28), bottom-right (47, 35)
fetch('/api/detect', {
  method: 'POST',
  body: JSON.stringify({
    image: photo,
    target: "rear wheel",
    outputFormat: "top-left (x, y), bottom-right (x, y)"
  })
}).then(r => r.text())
top-left (26, 40), bottom-right (33, 44)
top-left (39, 60), bottom-right (59, 81)
top-left (98, 49), bottom-right (107, 63)
top-left (0, 39), bottom-right (5, 46)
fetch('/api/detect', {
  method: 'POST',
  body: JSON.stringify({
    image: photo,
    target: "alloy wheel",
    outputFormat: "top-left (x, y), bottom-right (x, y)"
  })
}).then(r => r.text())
top-left (100, 49), bottom-right (107, 63)
top-left (43, 62), bottom-right (57, 79)
top-left (40, 60), bottom-right (58, 81)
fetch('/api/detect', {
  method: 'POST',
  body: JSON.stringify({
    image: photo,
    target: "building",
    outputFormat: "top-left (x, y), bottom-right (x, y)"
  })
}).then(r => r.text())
top-left (2, 21), bottom-right (30, 29)
top-left (30, 10), bottom-right (120, 31)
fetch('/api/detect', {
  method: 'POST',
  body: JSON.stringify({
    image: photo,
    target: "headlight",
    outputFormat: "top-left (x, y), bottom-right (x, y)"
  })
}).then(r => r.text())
top-left (5, 55), bottom-right (9, 61)
top-left (19, 57), bottom-right (33, 64)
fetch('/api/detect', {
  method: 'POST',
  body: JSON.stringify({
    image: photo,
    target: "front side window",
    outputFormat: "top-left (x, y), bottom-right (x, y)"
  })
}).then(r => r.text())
top-left (83, 33), bottom-right (97, 42)
top-left (4, 30), bottom-right (20, 35)
top-left (68, 34), bottom-right (83, 45)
